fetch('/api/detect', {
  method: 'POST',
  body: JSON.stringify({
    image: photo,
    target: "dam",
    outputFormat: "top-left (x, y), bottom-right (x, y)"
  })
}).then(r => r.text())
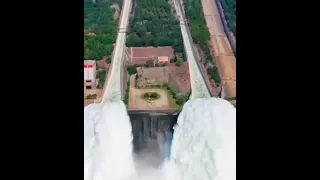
top-left (129, 111), bottom-right (177, 154)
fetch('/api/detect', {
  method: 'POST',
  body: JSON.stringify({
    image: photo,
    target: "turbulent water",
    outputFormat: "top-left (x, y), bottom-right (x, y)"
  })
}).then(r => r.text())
top-left (84, 98), bottom-right (236, 180)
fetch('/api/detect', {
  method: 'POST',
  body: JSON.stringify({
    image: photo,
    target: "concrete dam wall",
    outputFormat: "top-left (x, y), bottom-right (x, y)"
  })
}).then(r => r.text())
top-left (129, 112), bottom-right (178, 153)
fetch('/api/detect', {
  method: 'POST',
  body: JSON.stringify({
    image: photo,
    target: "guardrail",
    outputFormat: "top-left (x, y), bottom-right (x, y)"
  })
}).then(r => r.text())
top-left (101, 0), bottom-right (131, 102)
top-left (128, 108), bottom-right (181, 115)
top-left (175, 0), bottom-right (213, 97)
top-left (216, 0), bottom-right (236, 55)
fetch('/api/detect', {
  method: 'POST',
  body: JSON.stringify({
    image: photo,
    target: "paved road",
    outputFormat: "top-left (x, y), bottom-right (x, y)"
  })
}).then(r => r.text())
top-left (172, 0), bottom-right (211, 99)
top-left (101, 0), bottom-right (132, 103)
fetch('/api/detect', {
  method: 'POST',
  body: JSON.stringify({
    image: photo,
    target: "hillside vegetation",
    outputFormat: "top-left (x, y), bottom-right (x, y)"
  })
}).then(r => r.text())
top-left (220, 0), bottom-right (236, 35)
top-left (184, 0), bottom-right (221, 84)
top-left (84, 0), bottom-right (119, 60)
top-left (126, 0), bottom-right (184, 53)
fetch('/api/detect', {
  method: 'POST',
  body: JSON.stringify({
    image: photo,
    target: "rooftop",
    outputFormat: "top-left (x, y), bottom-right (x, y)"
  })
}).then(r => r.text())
top-left (126, 47), bottom-right (175, 65)
top-left (158, 56), bottom-right (169, 61)
top-left (84, 60), bottom-right (96, 65)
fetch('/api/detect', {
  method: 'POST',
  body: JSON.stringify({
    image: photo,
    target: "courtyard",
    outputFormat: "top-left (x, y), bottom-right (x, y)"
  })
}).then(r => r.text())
top-left (128, 75), bottom-right (176, 110)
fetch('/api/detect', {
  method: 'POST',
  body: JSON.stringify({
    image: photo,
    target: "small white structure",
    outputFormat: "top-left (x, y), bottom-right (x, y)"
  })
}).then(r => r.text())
top-left (158, 56), bottom-right (170, 64)
top-left (84, 60), bottom-right (97, 89)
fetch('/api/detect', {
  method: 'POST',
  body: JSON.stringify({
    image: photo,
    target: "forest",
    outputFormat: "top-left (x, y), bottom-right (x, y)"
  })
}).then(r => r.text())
top-left (84, 0), bottom-right (118, 60)
top-left (126, 0), bottom-right (184, 53)
top-left (220, 0), bottom-right (236, 35)
top-left (184, 0), bottom-right (221, 85)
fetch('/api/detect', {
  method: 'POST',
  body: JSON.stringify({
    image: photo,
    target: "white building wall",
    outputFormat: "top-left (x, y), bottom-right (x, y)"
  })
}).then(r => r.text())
top-left (84, 64), bottom-right (96, 82)
top-left (84, 61), bottom-right (97, 88)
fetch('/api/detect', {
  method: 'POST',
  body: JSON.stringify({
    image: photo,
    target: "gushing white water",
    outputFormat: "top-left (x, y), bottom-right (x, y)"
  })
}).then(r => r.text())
top-left (84, 97), bottom-right (236, 180)
top-left (166, 97), bottom-right (236, 180)
top-left (84, 101), bottom-right (136, 180)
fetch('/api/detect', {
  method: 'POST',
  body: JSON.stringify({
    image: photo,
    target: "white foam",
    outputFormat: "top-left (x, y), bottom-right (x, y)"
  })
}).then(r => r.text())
top-left (84, 101), bottom-right (136, 180)
top-left (84, 97), bottom-right (236, 180)
top-left (167, 97), bottom-right (236, 180)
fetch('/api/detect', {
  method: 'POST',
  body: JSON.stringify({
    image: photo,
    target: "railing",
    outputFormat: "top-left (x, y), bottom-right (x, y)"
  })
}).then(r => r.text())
top-left (128, 108), bottom-right (181, 115)
top-left (101, 0), bottom-right (132, 102)
top-left (175, 0), bottom-right (213, 97)
top-left (216, 0), bottom-right (236, 55)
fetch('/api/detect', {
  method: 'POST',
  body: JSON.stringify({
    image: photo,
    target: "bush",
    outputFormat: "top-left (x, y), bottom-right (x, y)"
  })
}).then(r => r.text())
top-left (175, 60), bottom-right (182, 66)
top-left (86, 94), bottom-right (97, 99)
top-left (143, 93), bottom-right (150, 98)
top-left (175, 94), bottom-right (188, 105)
top-left (98, 70), bottom-right (106, 88)
top-left (127, 66), bottom-right (137, 75)
top-left (146, 60), bottom-right (154, 67)
top-left (207, 66), bottom-right (221, 84)
top-left (124, 80), bottom-right (130, 104)
top-left (150, 92), bottom-right (158, 98)
top-left (143, 92), bottom-right (160, 100)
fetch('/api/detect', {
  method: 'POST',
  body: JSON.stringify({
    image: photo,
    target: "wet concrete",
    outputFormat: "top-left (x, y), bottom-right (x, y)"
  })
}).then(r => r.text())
top-left (128, 112), bottom-right (178, 179)
top-left (129, 113), bottom-right (177, 153)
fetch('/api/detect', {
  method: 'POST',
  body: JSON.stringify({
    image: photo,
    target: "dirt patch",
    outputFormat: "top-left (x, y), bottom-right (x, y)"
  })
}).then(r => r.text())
top-left (128, 75), bottom-right (173, 110)
top-left (110, 3), bottom-right (120, 21)
top-left (201, 0), bottom-right (236, 98)
top-left (84, 99), bottom-right (95, 107)
top-left (84, 89), bottom-right (103, 107)
top-left (215, 56), bottom-right (236, 80)
top-left (215, 56), bottom-right (236, 97)
top-left (210, 36), bottom-right (233, 56)
top-left (201, 0), bottom-right (224, 35)
top-left (96, 60), bottom-right (110, 69)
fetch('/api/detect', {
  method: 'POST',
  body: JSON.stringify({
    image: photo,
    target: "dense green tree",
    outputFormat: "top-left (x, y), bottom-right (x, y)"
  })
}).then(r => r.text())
top-left (126, 0), bottom-right (184, 53)
top-left (184, 0), bottom-right (222, 84)
top-left (220, 0), bottom-right (236, 34)
top-left (126, 33), bottom-right (142, 47)
top-left (127, 66), bottom-right (137, 75)
top-left (84, 0), bottom-right (118, 60)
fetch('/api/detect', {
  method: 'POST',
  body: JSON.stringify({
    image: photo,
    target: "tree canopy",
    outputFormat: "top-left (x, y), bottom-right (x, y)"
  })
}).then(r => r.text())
top-left (126, 0), bottom-right (184, 53)
top-left (84, 0), bottom-right (118, 60)
top-left (220, 0), bottom-right (236, 35)
top-left (184, 0), bottom-right (212, 63)
top-left (184, 0), bottom-right (221, 85)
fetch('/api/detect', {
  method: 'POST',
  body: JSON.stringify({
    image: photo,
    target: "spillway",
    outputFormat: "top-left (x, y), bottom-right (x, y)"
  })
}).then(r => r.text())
top-left (84, 101), bottom-right (136, 180)
top-left (166, 97), bottom-right (236, 180)
top-left (84, 97), bottom-right (236, 180)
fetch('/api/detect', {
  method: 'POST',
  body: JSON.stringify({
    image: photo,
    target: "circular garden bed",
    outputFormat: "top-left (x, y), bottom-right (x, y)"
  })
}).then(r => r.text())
top-left (141, 92), bottom-right (161, 101)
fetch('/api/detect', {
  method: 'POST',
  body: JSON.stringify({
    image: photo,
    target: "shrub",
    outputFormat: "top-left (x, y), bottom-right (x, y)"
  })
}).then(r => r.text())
top-left (127, 66), bottom-right (137, 75)
top-left (86, 94), bottom-right (97, 99)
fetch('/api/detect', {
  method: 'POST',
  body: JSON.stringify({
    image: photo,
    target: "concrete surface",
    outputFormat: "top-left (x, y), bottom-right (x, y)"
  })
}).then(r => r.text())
top-left (101, 0), bottom-right (132, 102)
top-left (172, 0), bottom-right (211, 99)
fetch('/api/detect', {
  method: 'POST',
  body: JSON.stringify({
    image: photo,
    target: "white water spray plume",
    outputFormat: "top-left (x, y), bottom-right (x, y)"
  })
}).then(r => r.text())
top-left (84, 97), bottom-right (236, 180)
